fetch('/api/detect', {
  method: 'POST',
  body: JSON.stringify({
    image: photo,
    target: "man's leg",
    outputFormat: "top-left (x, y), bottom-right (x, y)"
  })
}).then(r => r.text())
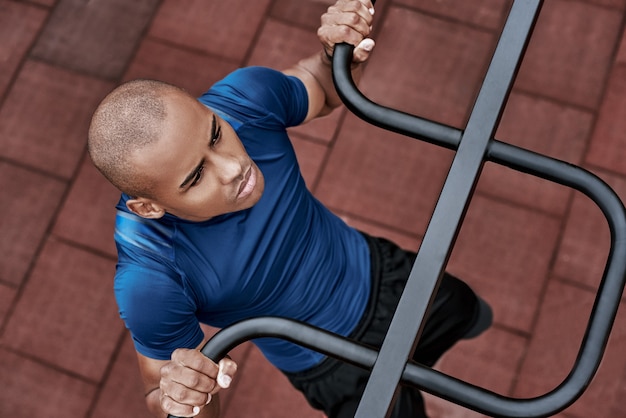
top-left (413, 273), bottom-right (492, 367)
top-left (285, 236), bottom-right (492, 418)
top-left (384, 273), bottom-right (492, 418)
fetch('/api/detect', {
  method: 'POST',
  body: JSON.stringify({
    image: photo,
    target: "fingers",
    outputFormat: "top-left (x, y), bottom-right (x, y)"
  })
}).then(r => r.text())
top-left (171, 348), bottom-right (218, 379)
top-left (160, 390), bottom-right (210, 417)
top-left (160, 349), bottom-right (237, 416)
top-left (318, 0), bottom-right (376, 58)
top-left (352, 37), bottom-right (375, 64)
top-left (322, 0), bottom-right (374, 33)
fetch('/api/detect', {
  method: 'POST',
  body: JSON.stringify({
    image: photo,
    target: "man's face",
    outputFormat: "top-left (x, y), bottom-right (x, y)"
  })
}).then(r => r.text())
top-left (129, 91), bottom-right (265, 222)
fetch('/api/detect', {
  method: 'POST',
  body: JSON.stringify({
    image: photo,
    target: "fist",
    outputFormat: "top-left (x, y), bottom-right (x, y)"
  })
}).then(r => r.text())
top-left (160, 348), bottom-right (237, 417)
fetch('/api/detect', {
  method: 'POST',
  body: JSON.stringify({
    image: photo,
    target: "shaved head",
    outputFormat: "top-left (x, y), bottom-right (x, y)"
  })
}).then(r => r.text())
top-left (88, 79), bottom-right (187, 198)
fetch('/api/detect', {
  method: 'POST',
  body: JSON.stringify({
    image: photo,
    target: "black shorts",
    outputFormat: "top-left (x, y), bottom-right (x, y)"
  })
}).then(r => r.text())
top-left (284, 233), bottom-right (486, 418)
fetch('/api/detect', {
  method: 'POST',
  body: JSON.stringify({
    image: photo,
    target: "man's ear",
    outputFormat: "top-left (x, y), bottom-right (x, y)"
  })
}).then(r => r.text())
top-left (126, 197), bottom-right (166, 219)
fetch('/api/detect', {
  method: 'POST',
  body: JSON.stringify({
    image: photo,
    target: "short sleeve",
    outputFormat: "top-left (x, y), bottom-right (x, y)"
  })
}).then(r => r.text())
top-left (114, 265), bottom-right (205, 360)
top-left (198, 67), bottom-right (309, 128)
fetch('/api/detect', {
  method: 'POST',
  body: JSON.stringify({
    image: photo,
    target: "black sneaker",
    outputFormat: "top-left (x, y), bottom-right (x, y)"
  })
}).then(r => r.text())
top-left (462, 296), bottom-right (493, 339)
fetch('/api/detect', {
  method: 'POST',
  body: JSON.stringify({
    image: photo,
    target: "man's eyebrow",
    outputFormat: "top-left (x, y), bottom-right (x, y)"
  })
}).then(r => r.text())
top-left (209, 114), bottom-right (216, 141)
top-left (178, 115), bottom-right (215, 189)
top-left (179, 159), bottom-right (205, 189)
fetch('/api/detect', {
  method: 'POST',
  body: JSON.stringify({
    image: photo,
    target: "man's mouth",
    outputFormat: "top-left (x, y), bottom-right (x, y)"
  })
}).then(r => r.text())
top-left (237, 165), bottom-right (256, 199)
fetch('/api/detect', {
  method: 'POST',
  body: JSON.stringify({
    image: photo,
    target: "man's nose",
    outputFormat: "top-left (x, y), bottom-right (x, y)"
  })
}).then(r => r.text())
top-left (212, 153), bottom-right (243, 184)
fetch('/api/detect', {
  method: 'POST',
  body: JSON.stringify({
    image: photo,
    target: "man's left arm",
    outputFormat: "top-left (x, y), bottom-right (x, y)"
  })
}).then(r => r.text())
top-left (283, 0), bottom-right (376, 123)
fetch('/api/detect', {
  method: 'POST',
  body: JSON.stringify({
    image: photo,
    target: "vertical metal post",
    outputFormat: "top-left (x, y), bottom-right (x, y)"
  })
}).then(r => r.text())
top-left (354, 1), bottom-right (543, 417)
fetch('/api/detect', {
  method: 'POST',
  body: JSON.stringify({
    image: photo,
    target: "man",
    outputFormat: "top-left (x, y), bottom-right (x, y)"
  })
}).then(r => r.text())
top-left (88, 1), bottom-right (492, 417)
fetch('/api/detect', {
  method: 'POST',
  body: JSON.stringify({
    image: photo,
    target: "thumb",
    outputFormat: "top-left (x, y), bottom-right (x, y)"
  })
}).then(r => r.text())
top-left (353, 38), bottom-right (375, 63)
top-left (216, 358), bottom-right (237, 389)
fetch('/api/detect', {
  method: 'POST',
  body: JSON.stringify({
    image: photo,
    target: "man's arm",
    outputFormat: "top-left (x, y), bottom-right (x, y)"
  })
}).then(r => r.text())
top-left (283, 0), bottom-right (376, 123)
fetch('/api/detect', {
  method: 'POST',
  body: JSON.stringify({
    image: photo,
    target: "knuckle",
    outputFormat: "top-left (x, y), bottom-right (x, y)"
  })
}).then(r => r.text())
top-left (347, 12), bottom-right (361, 26)
top-left (168, 387), bottom-right (179, 402)
top-left (337, 25), bottom-right (352, 38)
top-left (208, 379), bottom-right (218, 392)
top-left (189, 356), bottom-right (206, 370)
top-left (161, 394), bottom-right (173, 411)
top-left (348, 0), bottom-right (362, 11)
top-left (177, 387), bottom-right (190, 402)
top-left (188, 374), bottom-right (201, 388)
top-left (160, 363), bottom-right (174, 378)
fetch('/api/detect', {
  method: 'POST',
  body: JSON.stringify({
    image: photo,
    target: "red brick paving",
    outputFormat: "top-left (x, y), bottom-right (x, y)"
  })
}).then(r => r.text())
top-left (1, 0), bottom-right (625, 417)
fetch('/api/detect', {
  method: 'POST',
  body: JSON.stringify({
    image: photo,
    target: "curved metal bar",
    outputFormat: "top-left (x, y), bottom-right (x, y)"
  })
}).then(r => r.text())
top-left (329, 37), bottom-right (626, 417)
top-left (402, 146), bottom-right (626, 417)
top-left (333, 42), bottom-right (462, 150)
top-left (196, 156), bottom-right (626, 417)
top-left (199, 316), bottom-right (377, 366)
top-left (199, 184), bottom-right (626, 417)
top-left (172, 2), bottom-right (626, 417)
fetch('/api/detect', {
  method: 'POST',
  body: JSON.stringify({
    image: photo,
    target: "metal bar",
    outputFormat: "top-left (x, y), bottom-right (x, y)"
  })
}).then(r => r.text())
top-left (197, 166), bottom-right (626, 417)
top-left (198, 159), bottom-right (626, 418)
top-left (353, 2), bottom-right (542, 417)
top-left (169, 0), bottom-right (626, 417)
top-left (332, 48), bottom-right (461, 150)
top-left (400, 146), bottom-right (626, 417)
top-left (167, 146), bottom-right (626, 418)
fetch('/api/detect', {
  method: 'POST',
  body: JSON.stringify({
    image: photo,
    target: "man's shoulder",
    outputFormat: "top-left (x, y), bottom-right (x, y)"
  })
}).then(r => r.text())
top-left (198, 66), bottom-right (308, 127)
top-left (114, 209), bottom-right (176, 262)
top-left (202, 67), bottom-right (289, 102)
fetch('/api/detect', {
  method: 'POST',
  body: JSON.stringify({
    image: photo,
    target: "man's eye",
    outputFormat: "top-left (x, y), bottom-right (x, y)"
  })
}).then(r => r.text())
top-left (210, 126), bottom-right (222, 147)
top-left (190, 165), bottom-right (204, 187)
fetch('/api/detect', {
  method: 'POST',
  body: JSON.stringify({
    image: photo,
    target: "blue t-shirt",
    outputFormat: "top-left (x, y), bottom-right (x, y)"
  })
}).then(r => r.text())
top-left (114, 67), bottom-right (371, 372)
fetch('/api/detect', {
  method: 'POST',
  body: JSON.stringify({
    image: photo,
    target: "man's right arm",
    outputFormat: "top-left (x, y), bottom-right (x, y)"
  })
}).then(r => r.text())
top-left (137, 344), bottom-right (237, 418)
top-left (283, 0), bottom-right (375, 124)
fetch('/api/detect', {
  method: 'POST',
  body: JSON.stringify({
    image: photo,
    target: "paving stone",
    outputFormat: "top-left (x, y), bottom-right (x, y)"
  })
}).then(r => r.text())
top-left (316, 113), bottom-right (455, 235)
top-left (395, 0), bottom-right (511, 31)
top-left (2, 239), bottom-right (123, 382)
top-left (222, 345), bottom-right (323, 418)
top-left (425, 327), bottom-right (527, 417)
top-left (90, 335), bottom-right (153, 418)
top-left (361, 6), bottom-right (498, 128)
top-left (617, 29), bottom-right (626, 63)
top-left (52, 157), bottom-right (120, 257)
top-left (31, 0), bottom-right (160, 79)
top-left (269, 0), bottom-right (333, 31)
top-left (514, 279), bottom-right (626, 417)
top-left (0, 162), bottom-right (66, 286)
top-left (123, 38), bottom-right (240, 98)
top-left (586, 66), bottom-right (626, 176)
top-left (0, 60), bottom-right (113, 178)
top-left (28, 0), bottom-right (57, 7)
top-left (482, 91), bottom-right (592, 215)
top-left (514, 0), bottom-right (623, 109)
top-left (553, 170), bottom-right (626, 290)
top-left (0, 348), bottom-right (97, 417)
top-left (0, 1), bottom-right (47, 97)
top-left (149, 0), bottom-right (272, 63)
top-left (448, 195), bottom-right (561, 332)
top-left (0, 283), bottom-right (17, 326)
